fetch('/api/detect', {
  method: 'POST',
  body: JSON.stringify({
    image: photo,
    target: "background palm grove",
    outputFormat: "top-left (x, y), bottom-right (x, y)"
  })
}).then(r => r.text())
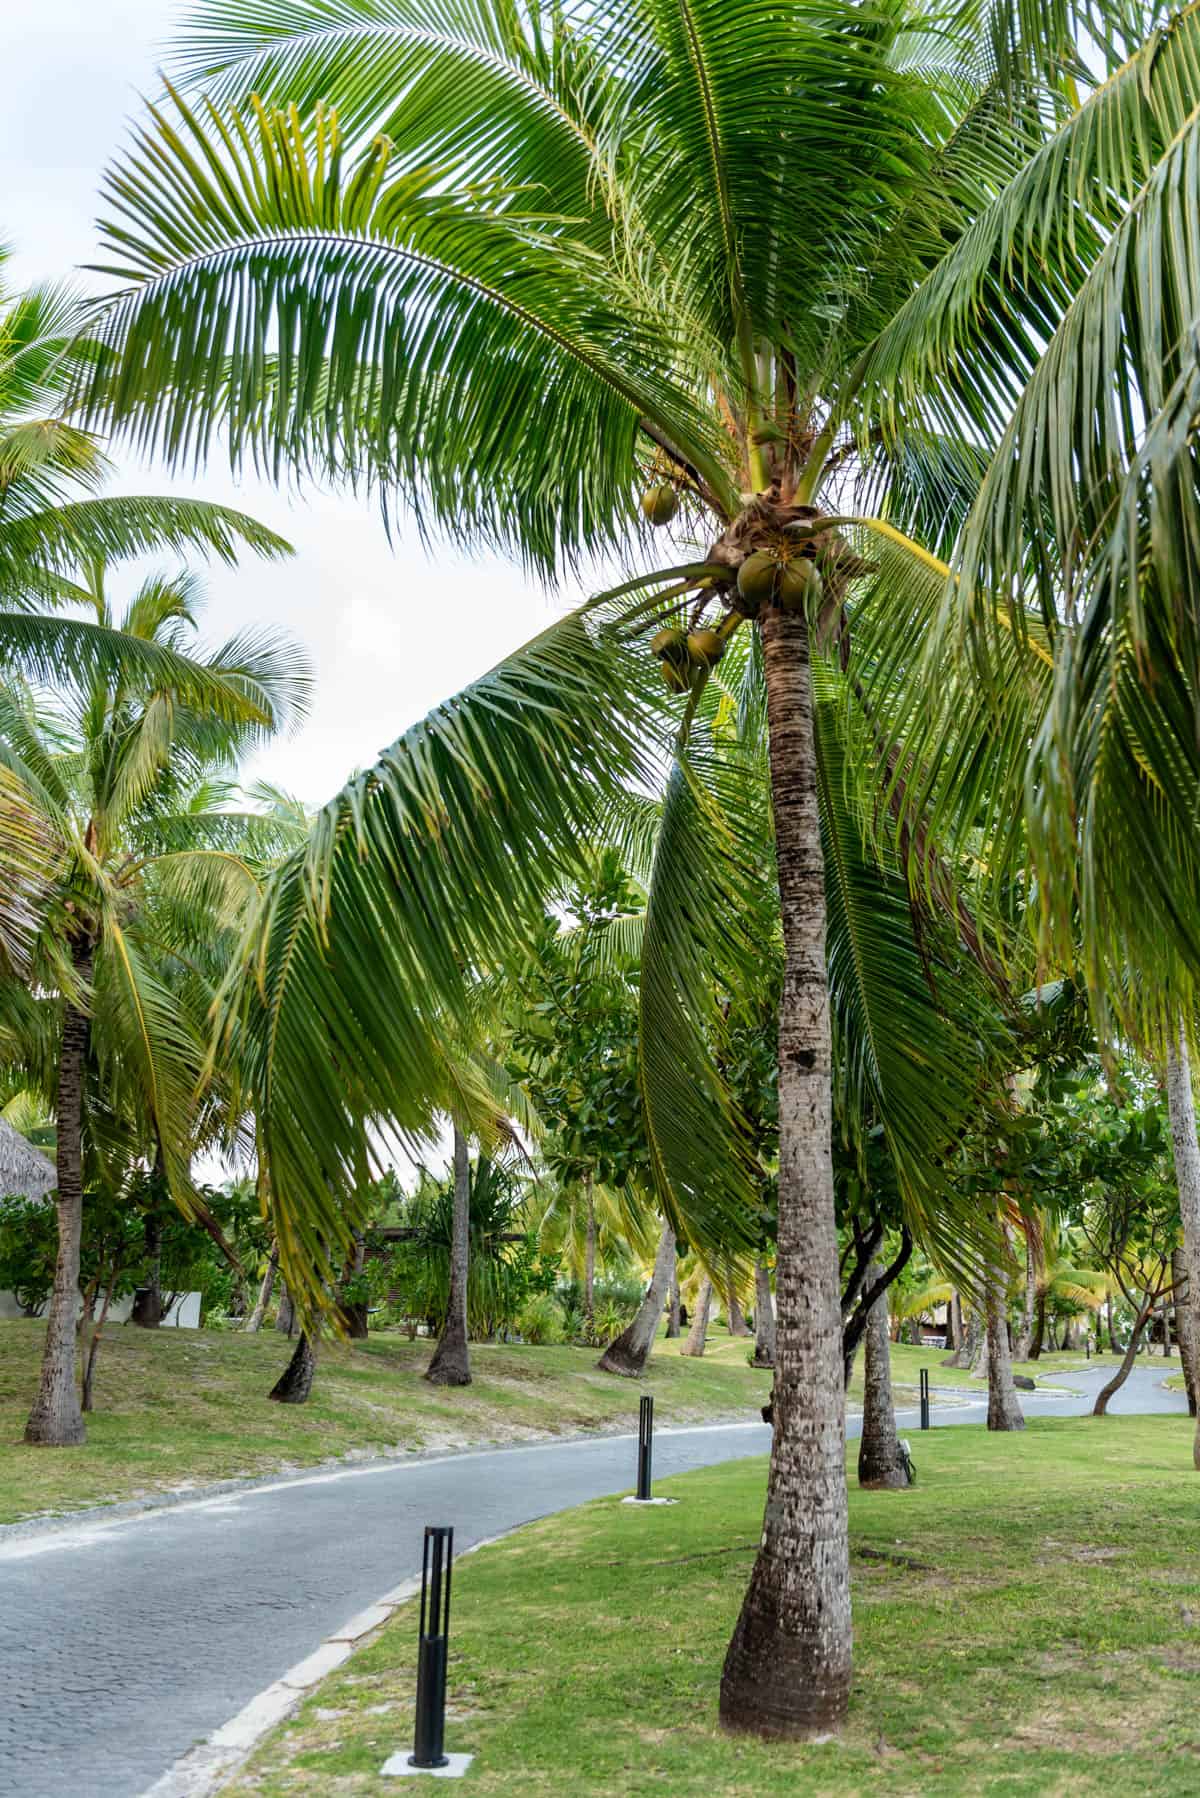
top-left (5, 0), bottom-right (1200, 1767)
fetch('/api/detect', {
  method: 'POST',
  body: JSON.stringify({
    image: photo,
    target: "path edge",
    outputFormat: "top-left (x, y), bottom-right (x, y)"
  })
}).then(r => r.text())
top-left (137, 1527), bottom-right (523, 1798)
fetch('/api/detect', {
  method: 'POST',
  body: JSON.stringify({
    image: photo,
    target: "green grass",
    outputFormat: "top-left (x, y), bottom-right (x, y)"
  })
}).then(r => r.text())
top-left (227, 1415), bottom-right (1200, 1797)
top-left (0, 1318), bottom-right (772, 1525)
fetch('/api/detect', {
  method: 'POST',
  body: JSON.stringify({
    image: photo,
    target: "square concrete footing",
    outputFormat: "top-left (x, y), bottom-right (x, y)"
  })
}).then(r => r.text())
top-left (620, 1496), bottom-right (677, 1506)
top-left (380, 1752), bottom-right (475, 1779)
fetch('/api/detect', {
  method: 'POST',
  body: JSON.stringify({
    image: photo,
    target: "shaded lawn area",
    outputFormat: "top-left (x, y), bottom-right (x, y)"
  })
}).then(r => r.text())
top-left (0, 1318), bottom-right (771, 1525)
top-left (226, 1415), bottom-right (1200, 1798)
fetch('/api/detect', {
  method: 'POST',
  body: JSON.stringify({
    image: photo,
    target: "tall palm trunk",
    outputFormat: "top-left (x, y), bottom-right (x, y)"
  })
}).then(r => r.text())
top-left (1172, 1246), bottom-right (1198, 1415)
top-left (857, 1262), bottom-right (909, 1489)
top-left (583, 1176), bottom-right (596, 1344)
top-left (244, 1243), bottom-right (279, 1333)
top-left (1012, 1231), bottom-right (1036, 1362)
top-left (1165, 1024), bottom-right (1200, 1466)
top-left (720, 605), bottom-right (851, 1739)
top-left (726, 1280), bottom-right (751, 1338)
top-left (752, 1259), bottom-right (776, 1367)
top-left (426, 1124), bottom-right (471, 1386)
top-left (682, 1278), bottom-right (713, 1356)
top-left (275, 1280), bottom-right (295, 1334)
top-left (985, 1260), bottom-right (1024, 1432)
top-left (597, 1223), bottom-right (674, 1376)
top-left (25, 942), bottom-right (94, 1447)
top-left (666, 1277), bottom-right (681, 1338)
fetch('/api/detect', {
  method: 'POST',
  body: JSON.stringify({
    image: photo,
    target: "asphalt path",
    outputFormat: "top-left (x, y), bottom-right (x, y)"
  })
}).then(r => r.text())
top-left (0, 1359), bottom-right (1185, 1798)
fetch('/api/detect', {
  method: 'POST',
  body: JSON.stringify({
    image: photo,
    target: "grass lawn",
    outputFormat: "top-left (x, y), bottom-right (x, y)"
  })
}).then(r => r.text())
top-left (226, 1415), bottom-right (1200, 1797)
top-left (0, 1317), bottom-right (773, 1525)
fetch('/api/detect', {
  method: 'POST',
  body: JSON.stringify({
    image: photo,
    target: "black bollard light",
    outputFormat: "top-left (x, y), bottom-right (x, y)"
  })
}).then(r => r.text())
top-left (919, 1367), bottom-right (931, 1431)
top-left (636, 1394), bottom-right (654, 1500)
top-left (409, 1526), bottom-right (454, 1770)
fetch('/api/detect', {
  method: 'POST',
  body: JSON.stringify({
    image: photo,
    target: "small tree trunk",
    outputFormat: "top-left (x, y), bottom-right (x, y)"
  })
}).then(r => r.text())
top-left (426, 1125), bottom-right (472, 1386)
top-left (244, 1244), bottom-right (279, 1334)
top-left (905, 1317), bottom-right (922, 1346)
top-left (583, 1178), bottom-right (596, 1344)
top-left (682, 1279), bottom-right (713, 1357)
top-left (752, 1260), bottom-right (776, 1367)
top-left (1172, 1245), bottom-right (1199, 1416)
top-left (1093, 1301), bottom-right (1154, 1414)
top-left (857, 1263), bottom-right (909, 1489)
top-left (985, 1260), bottom-right (1024, 1431)
top-left (269, 1329), bottom-right (318, 1403)
top-left (340, 1231), bottom-right (369, 1339)
top-left (1012, 1231), bottom-right (1036, 1361)
top-left (1165, 1024), bottom-right (1200, 1467)
top-left (25, 942), bottom-right (93, 1448)
top-left (1030, 1291), bottom-right (1046, 1360)
top-left (720, 603), bottom-right (851, 1740)
top-left (275, 1281), bottom-right (295, 1335)
top-left (666, 1278), bottom-right (681, 1338)
top-left (82, 1267), bottom-right (121, 1413)
top-left (1162, 1299), bottom-right (1172, 1357)
top-left (131, 1209), bottom-right (164, 1328)
top-left (949, 1290), bottom-right (963, 1351)
top-left (727, 1281), bottom-right (751, 1338)
top-left (1106, 1293), bottom-right (1117, 1353)
top-left (597, 1224), bottom-right (674, 1376)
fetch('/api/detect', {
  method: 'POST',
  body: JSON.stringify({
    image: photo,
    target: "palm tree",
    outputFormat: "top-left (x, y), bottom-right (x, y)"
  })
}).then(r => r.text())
top-left (2, 570), bottom-right (308, 1444)
top-left (74, 0), bottom-right (1177, 1734)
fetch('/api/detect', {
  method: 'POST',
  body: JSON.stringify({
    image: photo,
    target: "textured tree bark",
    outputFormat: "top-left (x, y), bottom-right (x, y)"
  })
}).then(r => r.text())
top-left (130, 1209), bottom-right (164, 1327)
top-left (1165, 1024), bottom-right (1200, 1465)
top-left (597, 1224), bottom-right (674, 1376)
top-left (1172, 1246), bottom-right (1198, 1416)
top-left (720, 604), bottom-right (851, 1740)
top-left (582, 1175), bottom-right (597, 1342)
top-left (426, 1125), bottom-right (472, 1386)
top-left (682, 1278), bottom-right (713, 1356)
top-left (666, 1277), bottom-right (681, 1338)
top-left (1029, 1291), bottom-right (1046, 1360)
top-left (25, 943), bottom-right (94, 1447)
top-left (949, 1290), bottom-right (963, 1351)
top-left (753, 1260), bottom-right (776, 1367)
top-left (275, 1281), bottom-right (295, 1335)
top-left (1012, 1231), bottom-right (1036, 1362)
top-left (245, 1244), bottom-right (279, 1333)
top-left (857, 1263), bottom-right (909, 1489)
top-left (985, 1259), bottom-right (1025, 1431)
top-left (269, 1329), bottom-right (318, 1403)
top-left (726, 1282), bottom-right (751, 1337)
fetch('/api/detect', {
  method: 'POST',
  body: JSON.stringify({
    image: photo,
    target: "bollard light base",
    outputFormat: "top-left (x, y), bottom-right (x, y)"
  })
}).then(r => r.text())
top-left (621, 1495), bottom-right (677, 1506)
top-left (381, 1752), bottom-right (474, 1779)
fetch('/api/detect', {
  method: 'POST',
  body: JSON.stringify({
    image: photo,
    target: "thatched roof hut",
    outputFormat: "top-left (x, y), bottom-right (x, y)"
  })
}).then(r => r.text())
top-left (0, 1116), bottom-right (55, 1200)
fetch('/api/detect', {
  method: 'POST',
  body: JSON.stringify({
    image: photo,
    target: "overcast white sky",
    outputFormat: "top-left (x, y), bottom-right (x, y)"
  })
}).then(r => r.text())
top-left (2, 0), bottom-right (589, 807)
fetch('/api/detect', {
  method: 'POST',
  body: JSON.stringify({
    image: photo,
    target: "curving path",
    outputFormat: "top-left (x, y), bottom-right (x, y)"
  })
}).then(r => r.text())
top-left (0, 1361), bottom-right (1185, 1798)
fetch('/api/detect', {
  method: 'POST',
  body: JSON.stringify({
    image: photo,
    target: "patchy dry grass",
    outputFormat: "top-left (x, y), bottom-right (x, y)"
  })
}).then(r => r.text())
top-left (0, 1318), bottom-right (772, 1525)
top-left (226, 1414), bottom-right (1200, 1797)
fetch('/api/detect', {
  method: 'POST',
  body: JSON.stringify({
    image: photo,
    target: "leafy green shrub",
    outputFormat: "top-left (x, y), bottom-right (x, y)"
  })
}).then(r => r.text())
top-left (517, 1293), bottom-right (563, 1344)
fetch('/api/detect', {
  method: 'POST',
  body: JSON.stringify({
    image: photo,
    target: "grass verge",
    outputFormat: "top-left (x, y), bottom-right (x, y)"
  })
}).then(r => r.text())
top-left (0, 1318), bottom-right (771, 1525)
top-left (225, 1415), bottom-right (1200, 1797)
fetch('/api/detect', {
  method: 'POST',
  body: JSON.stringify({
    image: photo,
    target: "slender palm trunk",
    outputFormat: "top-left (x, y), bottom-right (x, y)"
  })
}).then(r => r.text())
top-left (245, 1243), bottom-right (279, 1333)
top-left (340, 1231), bottom-right (369, 1339)
top-left (275, 1281), bottom-right (295, 1335)
top-left (1030, 1291), bottom-right (1046, 1359)
top-left (131, 1208), bottom-right (164, 1327)
top-left (857, 1262), bottom-right (909, 1489)
top-left (752, 1260), bottom-right (776, 1367)
top-left (720, 605), bottom-right (851, 1739)
top-left (25, 943), bottom-right (93, 1447)
top-left (1012, 1232), bottom-right (1036, 1362)
top-left (726, 1281), bottom-right (751, 1337)
top-left (1165, 1024), bottom-right (1200, 1466)
top-left (1106, 1293), bottom-right (1117, 1353)
top-left (597, 1224), bottom-right (674, 1376)
top-left (985, 1259), bottom-right (1024, 1432)
top-left (583, 1176), bottom-right (596, 1343)
top-left (682, 1278), bottom-right (713, 1356)
top-left (949, 1291), bottom-right (963, 1351)
top-left (426, 1125), bottom-right (471, 1386)
top-left (1172, 1246), bottom-right (1198, 1416)
top-left (666, 1278), bottom-right (681, 1338)
top-left (270, 1329), bottom-right (317, 1403)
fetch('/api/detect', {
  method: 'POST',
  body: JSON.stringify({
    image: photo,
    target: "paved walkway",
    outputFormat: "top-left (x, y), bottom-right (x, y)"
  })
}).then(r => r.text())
top-left (0, 1361), bottom-right (1185, 1798)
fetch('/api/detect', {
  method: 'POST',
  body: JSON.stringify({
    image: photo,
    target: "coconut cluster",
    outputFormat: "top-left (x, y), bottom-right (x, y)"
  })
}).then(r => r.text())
top-left (733, 545), bottom-right (823, 618)
top-left (649, 623), bottom-right (725, 691)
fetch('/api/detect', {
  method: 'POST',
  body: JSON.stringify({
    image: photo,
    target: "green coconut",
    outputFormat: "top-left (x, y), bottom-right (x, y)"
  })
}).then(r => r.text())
top-left (736, 550), bottom-right (779, 613)
top-left (641, 483), bottom-right (679, 526)
top-left (686, 628), bottom-right (724, 667)
top-left (778, 556), bottom-right (822, 613)
top-left (650, 626), bottom-right (688, 664)
top-left (660, 660), bottom-right (691, 694)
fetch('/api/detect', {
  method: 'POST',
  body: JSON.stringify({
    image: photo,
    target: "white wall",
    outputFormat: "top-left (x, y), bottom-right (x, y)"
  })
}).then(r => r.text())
top-left (0, 1290), bottom-right (202, 1327)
